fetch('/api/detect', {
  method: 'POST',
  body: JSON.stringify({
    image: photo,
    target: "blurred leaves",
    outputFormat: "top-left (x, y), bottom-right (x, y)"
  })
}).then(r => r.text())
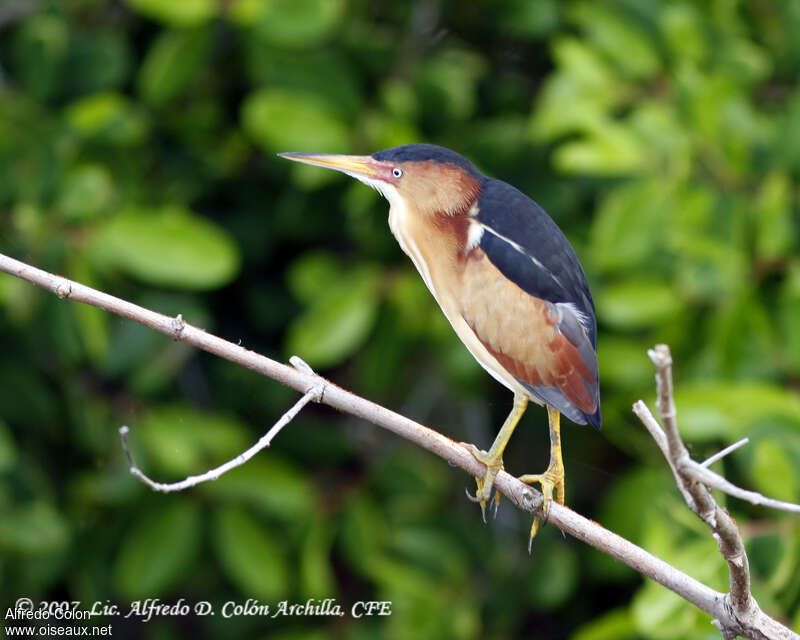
top-left (90, 206), bottom-right (241, 290)
top-left (1, 1), bottom-right (800, 639)
top-left (285, 254), bottom-right (381, 368)
top-left (137, 28), bottom-right (210, 106)
top-left (114, 501), bottom-right (201, 599)
top-left (243, 0), bottom-right (345, 48)
top-left (124, 0), bottom-right (217, 27)
top-left (214, 505), bottom-right (289, 601)
top-left (242, 88), bottom-right (350, 154)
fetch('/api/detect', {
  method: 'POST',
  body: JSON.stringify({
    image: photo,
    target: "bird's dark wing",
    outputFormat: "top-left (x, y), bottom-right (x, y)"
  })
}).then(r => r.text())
top-left (475, 178), bottom-right (597, 345)
top-left (470, 178), bottom-right (601, 428)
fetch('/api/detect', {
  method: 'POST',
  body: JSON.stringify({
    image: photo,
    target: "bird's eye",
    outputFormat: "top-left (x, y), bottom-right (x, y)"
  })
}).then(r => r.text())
top-left (392, 168), bottom-right (403, 178)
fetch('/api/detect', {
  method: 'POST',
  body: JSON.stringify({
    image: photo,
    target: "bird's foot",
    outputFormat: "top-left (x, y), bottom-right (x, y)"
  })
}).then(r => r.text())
top-left (518, 462), bottom-right (565, 554)
top-left (460, 443), bottom-right (504, 522)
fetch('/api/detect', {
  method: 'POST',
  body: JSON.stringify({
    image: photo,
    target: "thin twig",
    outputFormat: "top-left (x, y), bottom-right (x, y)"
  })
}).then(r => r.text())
top-left (686, 464), bottom-right (800, 514)
top-left (1, 252), bottom-right (798, 640)
top-left (637, 344), bottom-right (800, 640)
top-left (701, 438), bottom-right (750, 468)
top-left (119, 384), bottom-right (322, 492)
top-left (632, 400), bottom-right (696, 509)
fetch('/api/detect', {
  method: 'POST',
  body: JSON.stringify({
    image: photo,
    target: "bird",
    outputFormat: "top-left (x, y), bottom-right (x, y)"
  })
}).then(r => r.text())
top-left (279, 144), bottom-right (600, 548)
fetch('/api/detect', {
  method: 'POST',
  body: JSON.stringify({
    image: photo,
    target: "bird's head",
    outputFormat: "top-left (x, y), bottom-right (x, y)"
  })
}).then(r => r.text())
top-left (279, 144), bottom-right (483, 217)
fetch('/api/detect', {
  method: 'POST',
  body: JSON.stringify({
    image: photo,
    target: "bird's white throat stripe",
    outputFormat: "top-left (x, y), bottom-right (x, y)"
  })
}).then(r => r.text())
top-left (380, 183), bottom-right (436, 297)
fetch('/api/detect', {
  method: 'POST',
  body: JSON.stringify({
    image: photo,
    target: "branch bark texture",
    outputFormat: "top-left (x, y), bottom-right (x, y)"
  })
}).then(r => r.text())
top-left (1, 252), bottom-right (797, 640)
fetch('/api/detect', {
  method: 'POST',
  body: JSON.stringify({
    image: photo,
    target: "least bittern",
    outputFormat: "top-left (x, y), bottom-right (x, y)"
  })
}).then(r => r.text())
top-left (280, 145), bottom-right (600, 548)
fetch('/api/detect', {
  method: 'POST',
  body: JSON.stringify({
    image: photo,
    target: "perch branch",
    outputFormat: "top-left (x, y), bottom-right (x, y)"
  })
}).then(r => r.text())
top-left (1, 252), bottom-right (798, 640)
top-left (634, 344), bottom-right (799, 640)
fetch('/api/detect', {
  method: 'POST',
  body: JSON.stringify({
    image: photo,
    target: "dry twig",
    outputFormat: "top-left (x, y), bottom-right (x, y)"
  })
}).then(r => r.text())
top-left (633, 344), bottom-right (799, 640)
top-left (119, 371), bottom-right (323, 492)
top-left (1, 252), bottom-right (798, 640)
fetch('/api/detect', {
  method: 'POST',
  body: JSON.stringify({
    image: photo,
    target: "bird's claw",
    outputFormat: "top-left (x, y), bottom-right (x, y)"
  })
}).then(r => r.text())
top-left (461, 442), bottom-right (504, 521)
top-left (519, 466), bottom-right (564, 554)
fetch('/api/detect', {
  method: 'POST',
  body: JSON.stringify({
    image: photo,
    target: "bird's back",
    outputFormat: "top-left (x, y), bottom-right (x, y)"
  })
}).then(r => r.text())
top-left (466, 178), bottom-right (601, 428)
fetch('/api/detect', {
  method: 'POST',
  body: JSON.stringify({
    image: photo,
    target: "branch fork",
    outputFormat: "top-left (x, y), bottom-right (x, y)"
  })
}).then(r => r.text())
top-left (633, 344), bottom-right (799, 640)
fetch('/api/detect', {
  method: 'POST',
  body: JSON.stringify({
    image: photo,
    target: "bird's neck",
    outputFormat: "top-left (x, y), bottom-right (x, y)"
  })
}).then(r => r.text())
top-left (387, 188), bottom-right (480, 307)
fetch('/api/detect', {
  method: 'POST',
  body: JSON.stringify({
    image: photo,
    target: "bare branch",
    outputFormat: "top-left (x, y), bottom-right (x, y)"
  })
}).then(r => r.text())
top-left (119, 382), bottom-right (322, 492)
top-left (686, 464), bottom-right (800, 514)
top-left (632, 399), bottom-right (696, 509)
top-left (636, 344), bottom-right (800, 640)
top-left (1, 252), bottom-right (798, 640)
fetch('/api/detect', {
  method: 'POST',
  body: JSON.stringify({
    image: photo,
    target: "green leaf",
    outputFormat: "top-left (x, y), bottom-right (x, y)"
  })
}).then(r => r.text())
top-left (242, 88), bottom-right (349, 157)
top-left (416, 49), bottom-right (487, 123)
top-left (390, 526), bottom-right (467, 582)
top-left (554, 121), bottom-right (651, 175)
top-left (0, 502), bottom-right (69, 554)
top-left (670, 232), bottom-right (748, 300)
top-left (596, 279), bottom-right (683, 329)
top-left (674, 383), bottom-right (800, 440)
top-left (492, 0), bottom-right (560, 39)
top-left (632, 579), bottom-right (700, 638)
top-left (632, 537), bottom-right (725, 637)
top-left (90, 206), bottom-right (240, 290)
top-left (778, 261), bottom-right (800, 373)
top-left (338, 497), bottom-right (388, 573)
top-left (115, 502), bottom-right (201, 599)
top-left (0, 420), bottom-right (17, 472)
top-left (754, 171), bottom-right (794, 261)
top-left (137, 28), bottom-right (210, 105)
top-left (659, 4), bottom-right (708, 65)
top-left (591, 466), bottom-right (677, 582)
top-left (243, 49), bottom-right (361, 121)
top-left (11, 13), bottom-right (69, 101)
top-left (751, 438), bottom-right (798, 503)
top-left (213, 506), bottom-right (289, 600)
top-left (701, 290), bottom-right (777, 379)
top-left (299, 520), bottom-right (336, 599)
top-left (589, 178), bottom-right (672, 273)
top-left (203, 455), bottom-right (316, 521)
top-left (137, 405), bottom-right (249, 477)
top-left (124, 0), bottom-right (217, 27)
top-left (531, 37), bottom-right (622, 140)
top-left (285, 265), bottom-right (380, 368)
top-left (526, 542), bottom-right (578, 609)
top-left (62, 29), bottom-right (132, 96)
top-left (248, 0), bottom-right (345, 48)
top-left (287, 252), bottom-right (342, 304)
top-left (596, 337), bottom-right (656, 390)
top-left (572, 608), bottom-right (637, 640)
top-left (571, 3), bottom-right (661, 79)
top-left (57, 164), bottom-right (116, 221)
top-left (65, 92), bottom-right (149, 146)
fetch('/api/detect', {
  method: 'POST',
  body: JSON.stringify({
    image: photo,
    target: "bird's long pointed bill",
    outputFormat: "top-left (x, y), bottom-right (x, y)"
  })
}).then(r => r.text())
top-left (277, 152), bottom-right (378, 180)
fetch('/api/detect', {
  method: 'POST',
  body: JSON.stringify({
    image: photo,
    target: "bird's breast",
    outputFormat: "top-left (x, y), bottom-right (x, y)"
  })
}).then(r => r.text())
top-left (387, 201), bottom-right (533, 397)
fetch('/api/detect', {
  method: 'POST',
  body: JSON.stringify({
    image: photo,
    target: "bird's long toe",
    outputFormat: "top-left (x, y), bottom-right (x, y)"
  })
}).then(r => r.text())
top-left (461, 442), bottom-right (504, 521)
top-left (519, 463), bottom-right (565, 553)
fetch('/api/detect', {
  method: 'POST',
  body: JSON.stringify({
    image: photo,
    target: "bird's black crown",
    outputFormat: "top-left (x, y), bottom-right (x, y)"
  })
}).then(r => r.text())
top-left (373, 144), bottom-right (483, 178)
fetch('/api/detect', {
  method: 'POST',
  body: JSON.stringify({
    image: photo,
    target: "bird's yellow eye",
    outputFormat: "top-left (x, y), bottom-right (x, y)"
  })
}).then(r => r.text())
top-left (392, 168), bottom-right (403, 178)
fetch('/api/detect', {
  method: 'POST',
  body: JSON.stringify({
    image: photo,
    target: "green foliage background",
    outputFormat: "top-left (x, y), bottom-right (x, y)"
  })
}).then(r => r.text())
top-left (1, 0), bottom-right (799, 638)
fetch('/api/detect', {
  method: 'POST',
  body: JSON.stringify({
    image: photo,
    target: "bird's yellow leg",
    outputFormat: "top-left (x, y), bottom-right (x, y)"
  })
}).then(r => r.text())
top-left (462, 393), bottom-right (528, 521)
top-left (518, 406), bottom-right (564, 553)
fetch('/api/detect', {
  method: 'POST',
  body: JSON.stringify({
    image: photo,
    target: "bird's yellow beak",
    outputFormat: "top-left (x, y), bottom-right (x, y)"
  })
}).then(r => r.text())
top-left (278, 153), bottom-right (381, 180)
